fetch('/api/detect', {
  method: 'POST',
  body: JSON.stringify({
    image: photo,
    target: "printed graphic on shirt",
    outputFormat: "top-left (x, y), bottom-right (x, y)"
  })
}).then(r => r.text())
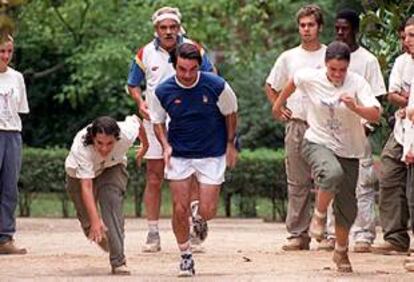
top-left (0, 88), bottom-right (13, 125)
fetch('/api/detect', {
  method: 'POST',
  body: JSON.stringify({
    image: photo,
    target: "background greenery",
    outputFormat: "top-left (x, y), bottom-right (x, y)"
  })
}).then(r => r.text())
top-left (20, 148), bottom-right (288, 219)
top-left (1, 0), bottom-right (414, 218)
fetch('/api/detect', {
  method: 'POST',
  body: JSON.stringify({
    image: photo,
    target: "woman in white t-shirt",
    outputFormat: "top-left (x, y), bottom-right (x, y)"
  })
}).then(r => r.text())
top-left (273, 41), bottom-right (381, 272)
top-left (0, 35), bottom-right (29, 255)
top-left (65, 115), bottom-right (148, 275)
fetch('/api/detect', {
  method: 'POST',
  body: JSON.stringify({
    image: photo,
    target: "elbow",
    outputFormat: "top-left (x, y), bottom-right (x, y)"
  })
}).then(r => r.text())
top-left (369, 107), bottom-right (382, 123)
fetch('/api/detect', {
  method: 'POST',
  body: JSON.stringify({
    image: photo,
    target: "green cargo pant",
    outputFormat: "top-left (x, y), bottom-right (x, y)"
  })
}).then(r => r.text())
top-left (378, 133), bottom-right (410, 250)
top-left (66, 164), bottom-right (128, 267)
top-left (302, 140), bottom-right (359, 230)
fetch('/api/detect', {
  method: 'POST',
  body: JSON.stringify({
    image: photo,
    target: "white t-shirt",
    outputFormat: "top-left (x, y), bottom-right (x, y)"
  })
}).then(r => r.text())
top-left (349, 47), bottom-right (386, 97)
top-left (65, 115), bottom-right (141, 179)
top-left (266, 45), bottom-right (326, 120)
top-left (294, 68), bottom-right (381, 159)
top-left (401, 76), bottom-right (414, 161)
top-left (0, 67), bottom-right (29, 131)
top-left (388, 53), bottom-right (414, 145)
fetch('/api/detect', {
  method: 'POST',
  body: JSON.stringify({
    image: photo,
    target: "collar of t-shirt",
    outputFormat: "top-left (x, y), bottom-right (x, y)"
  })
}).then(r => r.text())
top-left (174, 71), bottom-right (201, 89)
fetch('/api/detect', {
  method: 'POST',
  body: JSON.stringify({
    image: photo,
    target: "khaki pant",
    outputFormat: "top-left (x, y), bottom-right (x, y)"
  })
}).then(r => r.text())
top-left (66, 164), bottom-right (128, 267)
top-left (284, 120), bottom-right (313, 238)
top-left (378, 133), bottom-right (410, 249)
top-left (302, 140), bottom-right (359, 230)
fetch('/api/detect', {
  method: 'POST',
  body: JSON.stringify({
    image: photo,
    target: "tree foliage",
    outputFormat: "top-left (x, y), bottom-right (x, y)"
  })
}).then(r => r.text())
top-left (12, 0), bottom-right (365, 148)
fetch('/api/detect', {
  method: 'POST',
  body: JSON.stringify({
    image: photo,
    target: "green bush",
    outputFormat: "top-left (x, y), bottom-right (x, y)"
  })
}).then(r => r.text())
top-left (19, 147), bottom-right (287, 220)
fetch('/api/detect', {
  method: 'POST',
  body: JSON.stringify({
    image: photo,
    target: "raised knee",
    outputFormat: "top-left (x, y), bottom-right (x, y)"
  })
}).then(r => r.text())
top-left (323, 164), bottom-right (344, 188)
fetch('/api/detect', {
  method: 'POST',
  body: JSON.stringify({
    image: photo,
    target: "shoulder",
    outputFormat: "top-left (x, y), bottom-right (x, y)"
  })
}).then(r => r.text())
top-left (156, 76), bottom-right (177, 95)
top-left (5, 67), bottom-right (23, 78)
top-left (354, 47), bottom-right (378, 63)
top-left (347, 70), bottom-right (368, 85)
top-left (136, 40), bottom-right (157, 60)
top-left (200, 72), bottom-right (225, 86)
top-left (182, 37), bottom-right (207, 55)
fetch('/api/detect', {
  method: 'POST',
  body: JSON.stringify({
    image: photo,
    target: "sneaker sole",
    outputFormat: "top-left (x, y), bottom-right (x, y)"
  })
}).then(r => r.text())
top-left (142, 245), bottom-right (161, 253)
top-left (178, 269), bottom-right (195, 277)
top-left (371, 249), bottom-right (409, 256)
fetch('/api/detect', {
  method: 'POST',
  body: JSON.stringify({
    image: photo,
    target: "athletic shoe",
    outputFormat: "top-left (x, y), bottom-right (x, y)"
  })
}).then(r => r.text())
top-left (0, 239), bottom-right (27, 255)
top-left (371, 241), bottom-right (409, 255)
top-left (282, 236), bottom-right (311, 251)
top-left (111, 264), bottom-right (131, 275)
top-left (178, 253), bottom-right (195, 277)
top-left (317, 238), bottom-right (335, 251)
top-left (142, 231), bottom-right (161, 253)
top-left (333, 249), bottom-right (352, 273)
top-left (191, 214), bottom-right (208, 243)
top-left (190, 236), bottom-right (206, 253)
top-left (353, 241), bottom-right (371, 253)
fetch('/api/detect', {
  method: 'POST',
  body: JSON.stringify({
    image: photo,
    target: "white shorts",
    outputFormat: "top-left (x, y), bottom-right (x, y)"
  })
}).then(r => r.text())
top-left (143, 119), bottom-right (163, 159)
top-left (165, 155), bottom-right (226, 185)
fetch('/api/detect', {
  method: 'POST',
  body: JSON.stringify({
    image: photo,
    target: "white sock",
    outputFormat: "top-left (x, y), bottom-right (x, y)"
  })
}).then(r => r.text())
top-left (179, 240), bottom-right (191, 255)
top-left (190, 200), bottom-right (199, 216)
top-left (148, 220), bottom-right (159, 233)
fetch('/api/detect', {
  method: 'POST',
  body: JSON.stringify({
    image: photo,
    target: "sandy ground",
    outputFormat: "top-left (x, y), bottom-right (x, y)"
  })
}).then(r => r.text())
top-left (0, 218), bottom-right (413, 281)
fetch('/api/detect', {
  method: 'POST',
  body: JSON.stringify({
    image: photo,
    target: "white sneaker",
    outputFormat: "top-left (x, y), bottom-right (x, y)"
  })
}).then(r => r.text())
top-left (142, 231), bottom-right (161, 253)
top-left (178, 254), bottom-right (195, 277)
top-left (111, 264), bottom-right (131, 275)
top-left (190, 236), bottom-right (206, 253)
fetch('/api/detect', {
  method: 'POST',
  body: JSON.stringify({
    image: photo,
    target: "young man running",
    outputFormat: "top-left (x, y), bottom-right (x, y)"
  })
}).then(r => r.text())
top-left (151, 43), bottom-right (238, 276)
top-left (321, 8), bottom-right (386, 252)
top-left (273, 41), bottom-right (381, 272)
top-left (127, 6), bottom-right (214, 252)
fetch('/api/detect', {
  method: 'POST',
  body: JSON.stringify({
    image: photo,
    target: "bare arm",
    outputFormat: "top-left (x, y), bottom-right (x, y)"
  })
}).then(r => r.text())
top-left (154, 123), bottom-right (172, 167)
top-left (340, 95), bottom-right (381, 123)
top-left (80, 179), bottom-right (105, 243)
top-left (387, 91), bottom-right (409, 108)
top-left (271, 79), bottom-right (295, 121)
top-left (135, 119), bottom-right (149, 167)
top-left (225, 112), bottom-right (238, 168)
top-left (264, 83), bottom-right (280, 105)
top-left (127, 86), bottom-right (150, 120)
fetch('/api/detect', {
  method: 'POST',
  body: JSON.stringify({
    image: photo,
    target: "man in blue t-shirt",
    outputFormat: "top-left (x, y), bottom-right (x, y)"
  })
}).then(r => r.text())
top-left (126, 6), bottom-right (215, 253)
top-left (150, 43), bottom-right (238, 277)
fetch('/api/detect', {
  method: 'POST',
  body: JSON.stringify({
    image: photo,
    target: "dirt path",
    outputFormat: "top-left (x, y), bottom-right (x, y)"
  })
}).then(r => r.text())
top-left (0, 218), bottom-right (413, 281)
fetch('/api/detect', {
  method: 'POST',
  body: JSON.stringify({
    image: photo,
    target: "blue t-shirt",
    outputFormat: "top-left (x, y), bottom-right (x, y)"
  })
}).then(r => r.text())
top-left (155, 72), bottom-right (227, 158)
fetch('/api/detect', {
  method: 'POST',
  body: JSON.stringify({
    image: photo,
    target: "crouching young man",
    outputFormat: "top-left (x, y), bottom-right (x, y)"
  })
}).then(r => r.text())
top-left (65, 115), bottom-right (148, 275)
top-left (151, 43), bottom-right (238, 276)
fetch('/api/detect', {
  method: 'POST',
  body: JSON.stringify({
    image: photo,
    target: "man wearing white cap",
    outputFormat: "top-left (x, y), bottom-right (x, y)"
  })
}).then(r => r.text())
top-left (127, 6), bottom-right (215, 253)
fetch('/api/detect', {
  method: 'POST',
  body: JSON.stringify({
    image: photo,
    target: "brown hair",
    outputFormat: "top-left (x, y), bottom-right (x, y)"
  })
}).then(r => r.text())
top-left (296, 4), bottom-right (324, 27)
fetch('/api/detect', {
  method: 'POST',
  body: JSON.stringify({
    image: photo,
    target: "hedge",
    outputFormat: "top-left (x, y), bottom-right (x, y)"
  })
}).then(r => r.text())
top-left (19, 147), bottom-right (288, 220)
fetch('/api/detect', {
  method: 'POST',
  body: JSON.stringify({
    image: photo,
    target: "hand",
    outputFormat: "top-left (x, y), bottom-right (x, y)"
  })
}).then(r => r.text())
top-left (272, 105), bottom-right (292, 122)
top-left (397, 108), bottom-right (406, 119)
top-left (88, 220), bottom-right (107, 243)
top-left (340, 94), bottom-right (357, 111)
top-left (226, 142), bottom-right (238, 169)
top-left (163, 144), bottom-right (173, 168)
top-left (405, 151), bottom-right (414, 164)
top-left (401, 89), bottom-right (410, 99)
top-left (135, 144), bottom-right (147, 168)
top-left (139, 101), bottom-right (150, 120)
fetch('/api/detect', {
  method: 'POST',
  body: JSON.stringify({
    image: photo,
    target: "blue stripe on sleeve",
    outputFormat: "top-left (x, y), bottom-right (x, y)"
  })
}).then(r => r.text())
top-left (127, 59), bottom-right (145, 86)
